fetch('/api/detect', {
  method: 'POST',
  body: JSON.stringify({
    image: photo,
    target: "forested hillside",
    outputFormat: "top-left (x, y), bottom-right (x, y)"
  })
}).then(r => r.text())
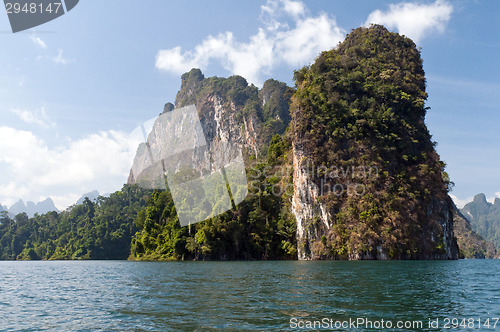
top-left (0, 186), bottom-right (149, 260)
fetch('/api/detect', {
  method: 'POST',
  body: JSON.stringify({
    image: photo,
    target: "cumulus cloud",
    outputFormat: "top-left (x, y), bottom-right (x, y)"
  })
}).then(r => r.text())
top-left (282, 0), bottom-right (306, 19)
top-left (365, 0), bottom-right (453, 44)
top-left (10, 107), bottom-right (55, 128)
top-left (0, 127), bottom-right (132, 209)
top-left (30, 35), bottom-right (48, 49)
top-left (155, 0), bottom-right (344, 85)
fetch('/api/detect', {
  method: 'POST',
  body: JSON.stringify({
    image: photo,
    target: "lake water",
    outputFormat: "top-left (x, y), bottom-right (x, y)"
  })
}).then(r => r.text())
top-left (0, 260), bottom-right (498, 331)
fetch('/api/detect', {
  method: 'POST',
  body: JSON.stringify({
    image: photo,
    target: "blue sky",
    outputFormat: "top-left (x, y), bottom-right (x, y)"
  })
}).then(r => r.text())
top-left (0, 0), bottom-right (498, 209)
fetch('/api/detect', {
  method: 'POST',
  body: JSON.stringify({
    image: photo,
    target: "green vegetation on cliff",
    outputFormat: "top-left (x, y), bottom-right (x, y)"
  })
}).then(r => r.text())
top-left (130, 159), bottom-right (297, 261)
top-left (175, 69), bottom-right (294, 153)
top-left (292, 25), bottom-right (458, 259)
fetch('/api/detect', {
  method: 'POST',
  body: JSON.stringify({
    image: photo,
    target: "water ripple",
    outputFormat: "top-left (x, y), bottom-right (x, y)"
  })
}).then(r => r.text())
top-left (0, 260), bottom-right (498, 331)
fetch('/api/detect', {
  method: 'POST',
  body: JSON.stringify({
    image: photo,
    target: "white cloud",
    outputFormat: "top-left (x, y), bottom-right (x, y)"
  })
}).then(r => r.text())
top-left (261, 0), bottom-right (305, 22)
top-left (155, 0), bottom-right (344, 86)
top-left (283, 0), bottom-right (306, 19)
top-left (10, 107), bottom-right (55, 128)
top-left (0, 127), bottom-right (132, 209)
top-left (29, 34), bottom-right (74, 65)
top-left (52, 49), bottom-right (74, 65)
top-left (50, 194), bottom-right (81, 211)
top-left (0, 182), bottom-right (29, 208)
top-left (365, 0), bottom-right (453, 44)
top-left (450, 194), bottom-right (474, 209)
top-left (276, 13), bottom-right (342, 66)
top-left (36, 49), bottom-right (75, 65)
top-left (486, 192), bottom-right (500, 204)
top-left (30, 35), bottom-right (48, 49)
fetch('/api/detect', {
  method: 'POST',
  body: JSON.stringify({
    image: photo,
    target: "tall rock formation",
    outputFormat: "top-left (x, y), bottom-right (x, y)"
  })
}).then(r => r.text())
top-left (130, 27), bottom-right (464, 261)
top-left (128, 69), bottom-right (294, 181)
top-left (291, 25), bottom-right (459, 260)
top-left (461, 193), bottom-right (500, 248)
top-left (173, 69), bottom-right (293, 158)
top-left (128, 69), bottom-right (298, 260)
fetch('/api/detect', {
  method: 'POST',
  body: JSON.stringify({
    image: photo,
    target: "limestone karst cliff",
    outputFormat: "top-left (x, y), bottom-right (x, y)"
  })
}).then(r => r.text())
top-left (129, 69), bottom-right (298, 260)
top-left (129, 26), bottom-right (464, 261)
top-left (461, 193), bottom-right (500, 249)
top-left (290, 25), bottom-right (459, 259)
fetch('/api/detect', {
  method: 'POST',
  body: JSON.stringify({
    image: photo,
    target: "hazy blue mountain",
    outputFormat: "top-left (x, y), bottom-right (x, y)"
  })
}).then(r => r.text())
top-left (9, 199), bottom-right (27, 216)
top-left (76, 190), bottom-right (100, 205)
top-left (36, 198), bottom-right (59, 216)
top-left (8, 198), bottom-right (59, 218)
top-left (461, 194), bottom-right (500, 248)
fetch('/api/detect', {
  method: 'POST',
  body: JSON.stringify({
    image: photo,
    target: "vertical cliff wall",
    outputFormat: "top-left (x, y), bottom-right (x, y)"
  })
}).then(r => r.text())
top-left (291, 25), bottom-right (459, 260)
top-left (173, 69), bottom-right (292, 158)
top-left (129, 69), bottom-right (298, 260)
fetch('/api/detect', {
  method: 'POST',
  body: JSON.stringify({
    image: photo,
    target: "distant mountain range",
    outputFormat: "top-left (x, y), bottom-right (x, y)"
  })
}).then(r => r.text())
top-left (76, 190), bottom-right (100, 205)
top-left (6, 198), bottom-right (59, 218)
top-left (1, 190), bottom-right (102, 218)
top-left (461, 193), bottom-right (500, 249)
